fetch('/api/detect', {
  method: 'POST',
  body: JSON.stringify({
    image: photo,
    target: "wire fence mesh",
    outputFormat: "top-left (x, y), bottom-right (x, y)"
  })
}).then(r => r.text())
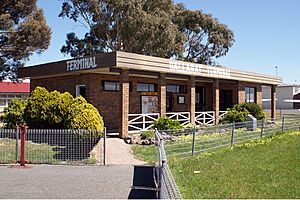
top-left (154, 115), bottom-right (300, 199)
top-left (155, 130), bottom-right (183, 199)
top-left (0, 128), bottom-right (105, 165)
top-left (0, 129), bottom-right (17, 163)
top-left (158, 116), bottom-right (300, 158)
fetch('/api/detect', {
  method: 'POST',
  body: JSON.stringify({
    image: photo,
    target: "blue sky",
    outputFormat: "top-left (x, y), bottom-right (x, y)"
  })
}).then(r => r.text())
top-left (26, 0), bottom-right (300, 84)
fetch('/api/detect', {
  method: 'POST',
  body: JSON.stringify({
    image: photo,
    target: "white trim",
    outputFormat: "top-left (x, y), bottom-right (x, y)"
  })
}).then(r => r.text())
top-left (75, 85), bottom-right (86, 97)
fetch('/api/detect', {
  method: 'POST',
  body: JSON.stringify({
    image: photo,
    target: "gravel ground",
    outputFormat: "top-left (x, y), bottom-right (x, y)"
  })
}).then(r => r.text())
top-left (0, 164), bottom-right (138, 199)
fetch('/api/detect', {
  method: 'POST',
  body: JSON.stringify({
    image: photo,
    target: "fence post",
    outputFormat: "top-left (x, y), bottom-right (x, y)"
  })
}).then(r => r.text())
top-left (231, 122), bottom-right (235, 146)
top-left (158, 139), bottom-right (164, 200)
top-left (103, 127), bottom-right (106, 166)
top-left (15, 126), bottom-right (19, 163)
top-left (260, 120), bottom-right (264, 139)
top-left (282, 116), bottom-right (285, 132)
top-left (20, 125), bottom-right (27, 166)
top-left (191, 126), bottom-right (196, 156)
top-left (143, 115), bottom-right (146, 130)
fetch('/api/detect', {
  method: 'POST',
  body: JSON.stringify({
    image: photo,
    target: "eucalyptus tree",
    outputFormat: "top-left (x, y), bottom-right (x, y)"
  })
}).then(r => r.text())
top-left (0, 0), bottom-right (51, 80)
top-left (59, 0), bottom-right (234, 65)
top-left (174, 3), bottom-right (234, 65)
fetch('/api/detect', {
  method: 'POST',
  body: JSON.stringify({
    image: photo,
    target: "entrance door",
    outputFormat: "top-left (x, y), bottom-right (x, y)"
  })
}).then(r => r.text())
top-left (220, 90), bottom-right (233, 111)
top-left (196, 86), bottom-right (205, 111)
top-left (166, 94), bottom-right (173, 112)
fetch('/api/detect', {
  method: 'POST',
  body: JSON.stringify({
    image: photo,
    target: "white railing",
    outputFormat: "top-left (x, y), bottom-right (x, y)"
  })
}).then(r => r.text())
top-left (128, 111), bottom-right (228, 132)
top-left (195, 111), bottom-right (215, 126)
top-left (166, 112), bottom-right (190, 126)
top-left (128, 113), bottom-right (160, 132)
top-left (219, 111), bottom-right (228, 119)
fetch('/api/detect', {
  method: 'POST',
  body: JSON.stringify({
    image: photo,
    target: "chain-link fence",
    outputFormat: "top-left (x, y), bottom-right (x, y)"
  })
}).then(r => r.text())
top-left (0, 128), bottom-right (106, 165)
top-left (155, 130), bottom-right (183, 199)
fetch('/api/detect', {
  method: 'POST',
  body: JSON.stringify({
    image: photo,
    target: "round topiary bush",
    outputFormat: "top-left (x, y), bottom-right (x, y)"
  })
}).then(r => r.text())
top-left (67, 96), bottom-right (104, 131)
top-left (20, 86), bottom-right (104, 132)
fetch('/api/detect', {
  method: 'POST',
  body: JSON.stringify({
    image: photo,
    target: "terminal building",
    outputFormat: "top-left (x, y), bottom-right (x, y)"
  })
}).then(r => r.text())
top-left (19, 51), bottom-right (282, 138)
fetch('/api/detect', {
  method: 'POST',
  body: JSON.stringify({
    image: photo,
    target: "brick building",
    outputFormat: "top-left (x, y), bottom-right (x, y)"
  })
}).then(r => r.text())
top-left (19, 52), bottom-right (282, 138)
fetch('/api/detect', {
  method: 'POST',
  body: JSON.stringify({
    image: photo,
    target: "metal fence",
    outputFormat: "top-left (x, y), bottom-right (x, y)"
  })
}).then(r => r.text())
top-left (155, 130), bottom-right (183, 199)
top-left (0, 128), bottom-right (106, 165)
top-left (159, 116), bottom-right (300, 158)
top-left (153, 116), bottom-right (300, 199)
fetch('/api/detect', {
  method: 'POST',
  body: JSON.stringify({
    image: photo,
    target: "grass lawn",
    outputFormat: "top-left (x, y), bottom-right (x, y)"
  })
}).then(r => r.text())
top-left (169, 131), bottom-right (300, 199)
top-left (132, 127), bottom-right (273, 163)
top-left (0, 138), bottom-right (97, 164)
top-left (132, 131), bottom-right (300, 198)
top-left (131, 144), bottom-right (156, 164)
top-left (0, 138), bottom-right (58, 164)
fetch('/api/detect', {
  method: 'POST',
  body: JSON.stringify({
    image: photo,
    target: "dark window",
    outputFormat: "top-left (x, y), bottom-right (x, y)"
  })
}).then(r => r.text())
top-left (245, 87), bottom-right (256, 102)
top-left (167, 84), bottom-right (186, 93)
top-left (76, 85), bottom-right (86, 99)
top-left (102, 81), bottom-right (119, 91)
top-left (137, 83), bottom-right (157, 92)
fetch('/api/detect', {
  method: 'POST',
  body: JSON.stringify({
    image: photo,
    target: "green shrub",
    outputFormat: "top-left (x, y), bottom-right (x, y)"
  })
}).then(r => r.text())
top-left (67, 96), bottom-right (104, 131)
top-left (1, 99), bottom-right (27, 128)
top-left (221, 104), bottom-right (249, 123)
top-left (23, 87), bottom-right (104, 132)
top-left (153, 116), bottom-right (182, 130)
top-left (24, 87), bottom-right (50, 128)
top-left (221, 102), bottom-right (266, 124)
top-left (140, 130), bottom-right (155, 140)
top-left (46, 90), bottom-right (74, 128)
top-left (240, 102), bottom-right (266, 120)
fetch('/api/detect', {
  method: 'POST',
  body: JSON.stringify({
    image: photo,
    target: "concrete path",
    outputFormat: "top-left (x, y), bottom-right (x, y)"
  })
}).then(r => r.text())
top-left (0, 165), bottom-right (139, 199)
top-left (105, 137), bottom-right (147, 165)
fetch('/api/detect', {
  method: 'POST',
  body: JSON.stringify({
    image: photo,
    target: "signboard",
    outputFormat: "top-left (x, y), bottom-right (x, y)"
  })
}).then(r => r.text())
top-left (141, 96), bottom-right (158, 114)
top-left (141, 92), bottom-right (158, 96)
top-left (169, 60), bottom-right (231, 78)
top-left (66, 56), bottom-right (97, 72)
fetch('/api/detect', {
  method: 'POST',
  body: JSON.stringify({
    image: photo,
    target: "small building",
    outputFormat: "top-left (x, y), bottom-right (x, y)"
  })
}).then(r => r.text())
top-left (19, 52), bottom-right (281, 138)
top-left (0, 80), bottom-right (30, 112)
top-left (263, 84), bottom-right (300, 109)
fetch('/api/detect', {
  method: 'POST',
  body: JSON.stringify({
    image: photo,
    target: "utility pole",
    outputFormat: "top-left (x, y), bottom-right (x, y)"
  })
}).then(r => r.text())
top-left (275, 66), bottom-right (278, 76)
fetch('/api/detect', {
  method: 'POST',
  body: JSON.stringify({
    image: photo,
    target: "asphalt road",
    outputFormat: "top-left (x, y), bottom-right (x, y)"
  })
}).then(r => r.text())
top-left (0, 164), bottom-right (156, 199)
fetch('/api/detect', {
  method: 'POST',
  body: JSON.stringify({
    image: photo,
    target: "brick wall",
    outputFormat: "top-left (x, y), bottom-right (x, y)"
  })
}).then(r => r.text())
top-left (31, 74), bottom-right (121, 131)
top-left (30, 74), bottom-right (264, 132)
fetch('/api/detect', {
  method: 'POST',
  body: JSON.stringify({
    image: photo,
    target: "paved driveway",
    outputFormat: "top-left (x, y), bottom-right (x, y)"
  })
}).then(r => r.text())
top-left (0, 164), bottom-right (155, 199)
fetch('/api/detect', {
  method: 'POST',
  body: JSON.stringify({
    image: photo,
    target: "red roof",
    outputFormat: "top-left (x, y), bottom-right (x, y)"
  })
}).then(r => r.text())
top-left (0, 82), bottom-right (30, 93)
